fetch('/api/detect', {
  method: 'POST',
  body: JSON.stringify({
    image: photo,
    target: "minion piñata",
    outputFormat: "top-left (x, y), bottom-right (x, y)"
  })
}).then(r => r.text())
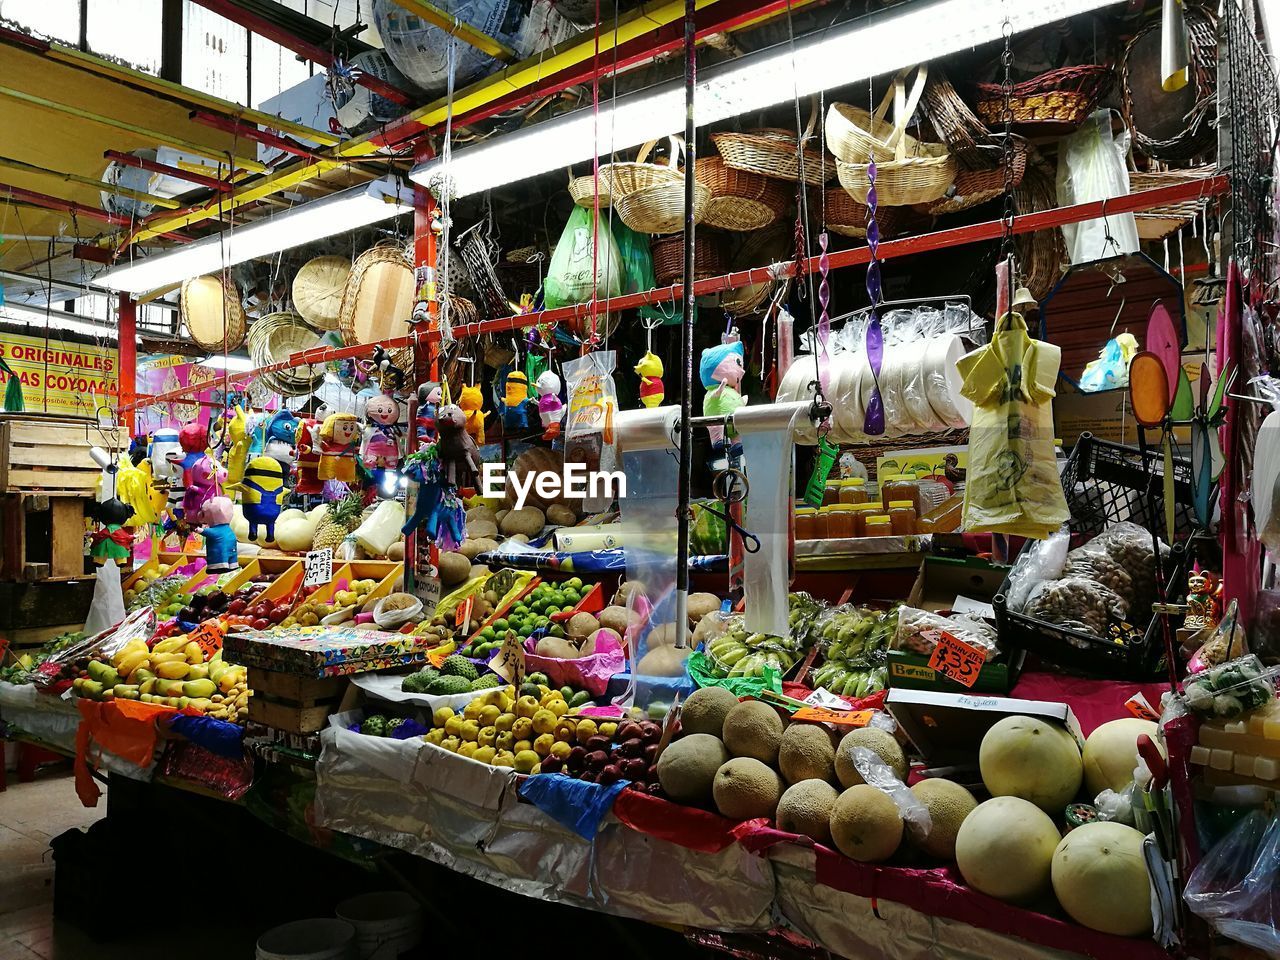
top-left (240, 455), bottom-right (287, 542)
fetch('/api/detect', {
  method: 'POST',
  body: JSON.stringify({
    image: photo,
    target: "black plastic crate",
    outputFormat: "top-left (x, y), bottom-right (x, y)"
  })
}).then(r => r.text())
top-left (994, 433), bottom-right (1193, 679)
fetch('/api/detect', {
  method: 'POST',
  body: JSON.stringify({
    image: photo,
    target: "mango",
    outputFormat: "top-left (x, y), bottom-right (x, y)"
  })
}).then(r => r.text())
top-left (87, 660), bottom-right (120, 687)
top-left (156, 660), bottom-right (190, 680)
top-left (187, 663), bottom-right (210, 682)
top-left (127, 666), bottom-right (155, 686)
top-left (183, 641), bottom-right (204, 665)
top-left (80, 679), bottom-right (104, 699)
top-left (112, 684), bottom-right (140, 700)
top-left (155, 678), bottom-right (185, 697)
top-left (182, 678), bottom-right (216, 699)
top-left (139, 678), bottom-right (157, 696)
top-left (153, 637), bottom-right (187, 655)
top-left (115, 650), bottom-right (151, 678)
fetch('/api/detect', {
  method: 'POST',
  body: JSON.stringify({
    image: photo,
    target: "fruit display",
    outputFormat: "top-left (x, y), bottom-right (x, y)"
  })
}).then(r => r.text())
top-left (979, 715), bottom-right (1083, 814)
top-left (279, 579), bottom-right (380, 627)
top-left (351, 714), bottom-right (430, 739)
top-left (0, 630), bottom-right (83, 684)
top-left (177, 579), bottom-right (270, 625)
top-left (458, 579), bottom-right (590, 658)
top-left (400, 654), bottom-right (492, 695)
top-left (126, 573), bottom-right (188, 615)
top-left (310, 491), bottom-right (365, 552)
top-left (549, 715), bottom-right (664, 786)
top-left (701, 593), bottom-right (827, 681)
top-left (810, 605), bottom-right (899, 699)
top-left (417, 593), bottom-right (496, 645)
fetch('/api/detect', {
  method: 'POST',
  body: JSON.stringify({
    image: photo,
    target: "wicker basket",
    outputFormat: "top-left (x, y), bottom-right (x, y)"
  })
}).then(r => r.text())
top-left (338, 244), bottom-right (415, 371)
top-left (836, 148), bottom-right (955, 207)
top-left (1131, 166), bottom-right (1215, 239)
top-left (246, 312), bottom-right (324, 397)
top-left (597, 137), bottom-right (684, 199)
top-left (720, 224), bottom-right (792, 315)
top-left (568, 169), bottom-right (612, 208)
top-left (975, 64), bottom-right (1113, 131)
top-left (651, 231), bottom-right (727, 289)
top-left (695, 155), bottom-right (791, 232)
top-left (1121, 6), bottom-right (1217, 162)
top-left (291, 255), bottom-right (351, 331)
top-left (1015, 155), bottom-right (1068, 301)
top-left (712, 103), bottom-right (830, 187)
top-left (826, 65), bottom-right (929, 165)
top-left (920, 68), bottom-right (995, 170)
top-left (613, 179), bottom-right (711, 235)
top-left (181, 275), bottom-right (247, 352)
top-left (918, 136), bottom-right (1028, 216)
top-left (823, 189), bottom-right (930, 239)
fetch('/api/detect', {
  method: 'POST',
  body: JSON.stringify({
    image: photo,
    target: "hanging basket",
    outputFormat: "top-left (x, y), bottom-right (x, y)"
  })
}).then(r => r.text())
top-left (650, 231), bottom-right (727, 289)
top-left (920, 68), bottom-right (995, 170)
top-left (181, 274), bottom-right (247, 353)
top-left (711, 100), bottom-right (830, 186)
top-left (826, 65), bottom-right (930, 165)
top-left (823, 189), bottom-right (930, 239)
top-left (1014, 155), bottom-right (1068, 301)
top-left (613, 179), bottom-right (712, 235)
top-left (974, 64), bottom-right (1113, 132)
top-left (568, 170), bottom-right (612, 208)
top-left (917, 136), bottom-right (1028, 216)
top-left (291, 255), bottom-right (351, 331)
top-left (720, 224), bottom-right (793, 315)
top-left (246, 312), bottom-right (324, 398)
top-left (695, 155), bottom-right (791, 232)
top-left (1131, 166), bottom-right (1215, 239)
top-left (597, 137), bottom-right (684, 199)
top-left (338, 244), bottom-right (415, 371)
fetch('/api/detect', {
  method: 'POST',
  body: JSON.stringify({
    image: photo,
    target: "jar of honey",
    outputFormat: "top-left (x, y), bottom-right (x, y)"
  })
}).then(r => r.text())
top-left (795, 507), bottom-right (818, 540)
top-left (881, 473), bottom-right (922, 515)
top-left (839, 477), bottom-right (869, 505)
top-left (850, 502), bottom-right (880, 538)
top-left (826, 503), bottom-right (857, 539)
top-left (888, 499), bottom-right (917, 536)
top-left (822, 480), bottom-right (841, 506)
top-left (864, 513), bottom-right (893, 536)
top-left (812, 507), bottom-right (830, 541)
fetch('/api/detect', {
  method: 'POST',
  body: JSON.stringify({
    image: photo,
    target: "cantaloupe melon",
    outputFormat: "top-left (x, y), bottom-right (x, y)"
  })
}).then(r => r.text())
top-left (909, 778), bottom-right (977, 860)
top-left (1052, 822), bottom-right (1152, 936)
top-left (776, 780), bottom-right (839, 844)
top-left (681, 686), bottom-right (738, 738)
top-left (834, 727), bottom-right (908, 788)
top-left (829, 784), bottom-right (903, 862)
top-left (779, 722), bottom-right (836, 784)
top-left (656, 734), bottom-right (729, 805)
top-left (712, 757), bottom-right (783, 820)
top-left (1082, 718), bottom-right (1159, 798)
top-left (722, 700), bottom-right (784, 765)
top-left (979, 715), bottom-right (1083, 813)
top-left (955, 797), bottom-right (1060, 903)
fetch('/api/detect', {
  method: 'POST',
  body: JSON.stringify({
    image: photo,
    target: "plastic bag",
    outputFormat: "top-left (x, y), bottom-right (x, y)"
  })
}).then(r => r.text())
top-left (561, 350), bottom-right (619, 514)
top-left (1007, 525), bottom-right (1071, 612)
top-left (1184, 810), bottom-right (1280, 956)
top-left (1181, 655), bottom-right (1279, 720)
top-left (610, 221), bottom-right (670, 324)
top-left (841, 744), bottom-right (931, 843)
top-left (1057, 109), bottom-right (1139, 264)
top-left (1065, 521), bottom-right (1164, 625)
top-left (544, 206), bottom-right (623, 308)
top-left (1079, 333), bottom-right (1138, 392)
top-left (1025, 576), bottom-right (1128, 638)
top-left (373, 593), bottom-right (424, 630)
top-left (893, 606), bottom-right (998, 659)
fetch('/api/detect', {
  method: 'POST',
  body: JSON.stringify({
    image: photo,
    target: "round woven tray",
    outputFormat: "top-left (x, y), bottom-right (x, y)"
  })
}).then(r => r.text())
top-left (720, 224), bottom-right (792, 315)
top-left (1121, 5), bottom-right (1217, 162)
top-left (292, 255), bottom-right (351, 331)
top-left (247, 312), bottom-right (324, 397)
top-left (181, 275), bottom-right (247, 352)
top-left (338, 244), bottom-right (415, 371)
top-left (695, 155), bottom-right (791, 232)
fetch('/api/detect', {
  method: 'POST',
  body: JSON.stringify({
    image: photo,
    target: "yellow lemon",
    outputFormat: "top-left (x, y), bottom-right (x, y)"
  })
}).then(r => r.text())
top-left (473, 746), bottom-right (496, 764)
top-left (479, 704), bottom-right (501, 728)
top-left (514, 750), bottom-right (540, 774)
top-left (512, 716), bottom-right (534, 740)
top-left (494, 712), bottom-right (516, 733)
top-left (531, 709), bottom-right (557, 736)
top-left (444, 715), bottom-right (464, 737)
top-left (440, 736), bottom-right (461, 752)
top-left (496, 731), bottom-right (515, 752)
top-left (515, 695), bottom-right (540, 719)
top-left (457, 741), bottom-right (478, 759)
top-left (575, 719), bottom-right (598, 744)
top-left (478, 725), bottom-right (497, 748)
top-left (433, 706), bottom-right (455, 728)
top-left (554, 720), bottom-right (577, 743)
top-left (425, 728), bottom-right (446, 746)
top-left (459, 719), bottom-right (481, 742)
top-left (463, 700), bottom-right (485, 721)
top-left (492, 751), bottom-right (515, 768)
top-left (514, 739), bottom-right (533, 755)
top-left (598, 721), bottom-right (618, 738)
top-left (550, 741), bottom-right (572, 760)
top-left (547, 699), bottom-right (569, 718)
top-left (533, 733), bottom-right (555, 757)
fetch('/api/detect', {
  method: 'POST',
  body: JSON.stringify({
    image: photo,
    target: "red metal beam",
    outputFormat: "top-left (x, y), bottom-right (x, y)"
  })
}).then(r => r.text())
top-left (117, 175), bottom-right (1229, 413)
top-left (185, 0), bottom-right (414, 107)
top-left (104, 150), bottom-right (233, 193)
top-left (119, 294), bottom-right (137, 434)
top-left (0, 181), bottom-right (135, 226)
top-left (190, 110), bottom-right (319, 160)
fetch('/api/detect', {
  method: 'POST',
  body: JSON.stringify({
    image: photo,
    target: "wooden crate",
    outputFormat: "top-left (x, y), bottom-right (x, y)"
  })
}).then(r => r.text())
top-left (0, 493), bottom-right (88, 581)
top-left (247, 666), bottom-right (348, 734)
top-left (0, 414), bottom-right (101, 494)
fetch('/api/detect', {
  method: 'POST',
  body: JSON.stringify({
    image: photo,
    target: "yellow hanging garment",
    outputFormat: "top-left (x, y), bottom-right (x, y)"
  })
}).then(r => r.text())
top-left (958, 311), bottom-right (1070, 539)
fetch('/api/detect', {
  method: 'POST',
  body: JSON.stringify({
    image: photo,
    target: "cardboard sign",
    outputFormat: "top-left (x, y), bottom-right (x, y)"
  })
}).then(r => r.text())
top-left (190, 620), bottom-right (224, 657)
top-left (489, 629), bottom-right (526, 686)
top-left (926, 630), bottom-right (984, 688)
top-left (792, 707), bottom-right (874, 727)
top-left (303, 548), bottom-right (333, 588)
top-left (652, 692), bottom-right (684, 764)
top-left (427, 646), bottom-right (452, 668)
top-left (803, 687), bottom-right (853, 710)
top-left (413, 565), bottom-right (441, 614)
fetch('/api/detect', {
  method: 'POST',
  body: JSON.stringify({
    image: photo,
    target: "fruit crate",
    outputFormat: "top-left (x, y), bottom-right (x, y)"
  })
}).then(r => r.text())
top-left (307, 562), bottom-right (402, 607)
top-left (548, 581), bottom-right (606, 625)
top-left (122, 553), bottom-right (193, 592)
top-left (0, 493), bottom-right (88, 581)
top-left (247, 666), bottom-right (348, 734)
top-left (993, 433), bottom-right (1193, 679)
top-left (466, 575), bottom-right (543, 643)
top-left (0, 414), bottom-right (100, 494)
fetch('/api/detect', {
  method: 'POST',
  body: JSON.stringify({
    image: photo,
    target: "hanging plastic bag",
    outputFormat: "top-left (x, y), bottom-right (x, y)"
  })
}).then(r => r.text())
top-left (544, 207), bottom-right (623, 308)
top-left (561, 351), bottom-right (619, 514)
top-left (1057, 109), bottom-right (1140, 264)
top-left (1184, 810), bottom-right (1280, 956)
top-left (1079, 333), bottom-right (1139, 392)
top-left (610, 221), bottom-right (672, 324)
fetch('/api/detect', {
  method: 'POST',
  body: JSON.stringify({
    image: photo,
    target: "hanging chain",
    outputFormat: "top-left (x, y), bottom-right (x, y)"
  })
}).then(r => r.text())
top-left (999, 4), bottom-right (1016, 267)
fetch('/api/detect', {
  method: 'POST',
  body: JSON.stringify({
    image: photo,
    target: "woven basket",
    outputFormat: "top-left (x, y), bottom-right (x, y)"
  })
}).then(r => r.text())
top-left (291, 255), bottom-right (351, 331)
top-left (181, 275), bottom-right (246, 352)
top-left (695, 155), bottom-right (791, 232)
top-left (827, 65), bottom-right (929, 164)
top-left (836, 149), bottom-right (955, 207)
top-left (569, 170), bottom-right (612, 208)
top-left (823, 189), bottom-right (930, 239)
top-left (720, 224), bottom-right (793, 315)
top-left (597, 137), bottom-right (683, 199)
top-left (613, 179), bottom-right (711, 235)
top-left (918, 136), bottom-right (1028, 216)
top-left (246, 312), bottom-right (324, 397)
top-left (651, 231), bottom-right (727, 289)
top-left (975, 64), bottom-right (1113, 131)
top-left (1131, 166), bottom-right (1215, 239)
top-left (920, 68), bottom-right (995, 170)
top-left (338, 244), bottom-right (414, 371)
top-left (1015, 155), bottom-right (1068, 301)
top-left (1121, 6), bottom-right (1217, 162)
top-left (712, 102), bottom-right (829, 187)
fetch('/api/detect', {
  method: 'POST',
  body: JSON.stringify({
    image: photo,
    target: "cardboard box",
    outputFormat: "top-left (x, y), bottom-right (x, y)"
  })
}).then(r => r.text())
top-left (1055, 383), bottom-right (1191, 448)
top-left (886, 688), bottom-right (1083, 767)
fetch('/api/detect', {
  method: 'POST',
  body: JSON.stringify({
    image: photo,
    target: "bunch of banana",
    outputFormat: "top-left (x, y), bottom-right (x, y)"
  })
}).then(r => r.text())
top-left (705, 633), bottom-right (800, 679)
top-left (811, 662), bottom-right (888, 699)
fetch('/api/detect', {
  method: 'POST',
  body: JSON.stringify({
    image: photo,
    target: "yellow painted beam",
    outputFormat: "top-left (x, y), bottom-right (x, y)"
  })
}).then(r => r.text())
top-left (0, 156), bottom-right (181, 210)
top-left (0, 86), bottom-right (268, 174)
top-left (386, 0), bottom-right (516, 61)
top-left (14, 37), bottom-right (342, 147)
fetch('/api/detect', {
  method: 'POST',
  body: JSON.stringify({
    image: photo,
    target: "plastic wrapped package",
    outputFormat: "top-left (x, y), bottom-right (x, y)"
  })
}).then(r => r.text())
top-left (1006, 526), bottom-right (1071, 612)
top-left (1056, 110), bottom-right (1139, 264)
top-left (372, 593), bottom-right (424, 630)
top-left (1184, 811), bottom-right (1280, 956)
top-left (1024, 577), bottom-right (1128, 638)
top-left (893, 606), bottom-right (998, 660)
top-left (774, 355), bottom-right (820, 445)
top-left (1062, 543), bottom-right (1134, 620)
top-left (562, 351), bottom-right (620, 514)
top-left (1181, 655), bottom-right (1279, 720)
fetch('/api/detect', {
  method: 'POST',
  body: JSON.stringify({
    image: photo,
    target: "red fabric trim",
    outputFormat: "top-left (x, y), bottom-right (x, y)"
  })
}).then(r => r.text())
top-left (611, 789), bottom-right (740, 853)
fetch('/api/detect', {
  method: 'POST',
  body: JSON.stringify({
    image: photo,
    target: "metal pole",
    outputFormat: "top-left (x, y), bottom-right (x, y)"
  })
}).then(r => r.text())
top-left (674, 0), bottom-right (697, 646)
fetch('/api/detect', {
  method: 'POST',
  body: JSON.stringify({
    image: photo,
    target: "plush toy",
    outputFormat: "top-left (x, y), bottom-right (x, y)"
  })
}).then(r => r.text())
top-left (415, 381), bottom-right (442, 448)
top-left (294, 417), bottom-right (323, 495)
top-left (89, 497), bottom-right (135, 566)
top-left (318, 412), bottom-right (362, 483)
top-left (222, 405), bottom-right (251, 488)
top-left (196, 496), bottom-right (238, 573)
top-left (399, 449), bottom-right (465, 549)
top-left (500, 368), bottom-right (532, 430)
top-left (240, 455), bottom-right (289, 542)
top-left (634, 351), bottom-right (665, 408)
top-left (168, 422), bottom-right (209, 521)
top-left (435, 404), bottom-right (481, 487)
top-left (699, 340), bottom-right (747, 446)
top-left (362, 394), bottom-right (402, 495)
top-left (536, 370), bottom-right (564, 440)
top-left (265, 409), bottom-right (299, 448)
top-left (183, 455), bottom-right (226, 524)
top-left (458, 384), bottom-right (486, 446)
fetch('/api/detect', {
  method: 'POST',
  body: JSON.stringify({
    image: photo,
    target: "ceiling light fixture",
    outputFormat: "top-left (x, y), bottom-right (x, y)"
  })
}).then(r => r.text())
top-left (95, 176), bottom-right (414, 296)
top-left (411, 0), bottom-right (1120, 198)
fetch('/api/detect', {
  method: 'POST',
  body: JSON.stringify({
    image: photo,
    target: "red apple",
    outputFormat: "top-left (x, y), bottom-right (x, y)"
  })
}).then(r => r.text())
top-left (252, 617), bottom-right (270, 630)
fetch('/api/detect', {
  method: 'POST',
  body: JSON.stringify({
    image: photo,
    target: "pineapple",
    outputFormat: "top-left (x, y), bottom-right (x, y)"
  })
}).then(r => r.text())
top-left (312, 492), bottom-right (364, 550)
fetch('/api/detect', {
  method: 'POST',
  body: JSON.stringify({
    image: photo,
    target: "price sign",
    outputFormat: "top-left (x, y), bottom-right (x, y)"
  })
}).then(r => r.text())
top-left (427, 646), bottom-right (452, 668)
top-left (792, 707), bottom-right (874, 728)
top-left (927, 630), bottom-right (985, 688)
top-left (303, 548), bottom-right (333, 588)
top-left (190, 620), bottom-right (224, 656)
top-left (413, 564), bottom-right (441, 614)
top-left (652, 691), bottom-right (684, 764)
top-left (1125, 692), bottom-right (1160, 722)
top-left (489, 629), bottom-right (526, 686)
top-left (455, 596), bottom-right (475, 630)
top-left (803, 687), bottom-right (853, 710)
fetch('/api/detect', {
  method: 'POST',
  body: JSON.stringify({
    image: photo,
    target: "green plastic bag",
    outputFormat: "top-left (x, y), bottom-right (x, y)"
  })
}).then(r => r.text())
top-left (545, 207), bottom-right (623, 308)
top-left (687, 650), bottom-right (783, 698)
top-left (610, 221), bottom-right (676, 324)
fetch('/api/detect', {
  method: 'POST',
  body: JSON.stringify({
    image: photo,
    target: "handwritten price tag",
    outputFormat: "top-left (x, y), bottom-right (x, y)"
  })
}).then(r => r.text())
top-left (792, 707), bottom-right (874, 727)
top-left (414, 564), bottom-right (441, 614)
top-left (455, 596), bottom-right (475, 630)
top-left (489, 630), bottom-right (526, 686)
top-left (190, 620), bottom-right (224, 657)
top-left (303, 548), bottom-right (333, 588)
top-left (927, 630), bottom-right (985, 688)
top-left (427, 646), bottom-right (451, 668)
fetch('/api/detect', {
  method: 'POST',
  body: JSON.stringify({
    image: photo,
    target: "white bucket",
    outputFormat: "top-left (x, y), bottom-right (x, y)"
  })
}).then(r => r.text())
top-left (335, 892), bottom-right (423, 960)
top-left (256, 919), bottom-right (358, 960)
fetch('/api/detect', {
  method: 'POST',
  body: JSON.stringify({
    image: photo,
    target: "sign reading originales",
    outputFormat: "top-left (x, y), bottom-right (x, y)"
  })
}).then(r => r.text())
top-left (0, 334), bottom-right (117, 417)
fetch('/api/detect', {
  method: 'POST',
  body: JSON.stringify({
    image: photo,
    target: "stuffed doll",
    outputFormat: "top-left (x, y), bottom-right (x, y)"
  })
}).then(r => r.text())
top-left (399, 449), bottom-right (465, 549)
top-left (318, 412), bottom-right (362, 483)
top-left (435, 404), bottom-right (481, 487)
top-left (265, 410), bottom-right (299, 448)
top-left (168, 421), bottom-right (209, 521)
top-left (370, 345), bottom-right (406, 392)
top-left (362, 394), bottom-right (402, 494)
top-left (699, 340), bottom-right (747, 446)
top-left (294, 417), bottom-right (323, 495)
top-left (415, 381), bottom-right (442, 448)
top-left (500, 368), bottom-right (532, 431)
top-left (634, 351), bottom-right (665, 408)
top-left (89, 497), bottom-right (135, 566)
top-left (458, 384), bottom-right (486, 446)
top-left (536, 370), bottom-right (565, 440)
top-left (183, 455), bottom-right (226, 524)
top-left (196, 496), bottom-right (238, 573)
top-left (239, 455), bottom-right (289, 542)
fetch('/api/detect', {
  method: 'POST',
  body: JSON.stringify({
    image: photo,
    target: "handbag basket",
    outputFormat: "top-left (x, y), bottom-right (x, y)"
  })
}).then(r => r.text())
top-left (181, 275), bottom-right (247, 353)
top-left (695, 155), bottom-right (791, 232)
top-left (651, 231), bottom-right (727, 288)
top-left (597, 137), bottom-right (684, 199)
top-left (338, 244), bottom-right (415, 371)
top-left (826, 64), bottom-right (929, 165)
top-left (613, 179), bottom-right (711, 235)
top-left (823, 188), bottom-right (930, 239)
top-left (712, 100), bottom-right (830, 186)
top-left (975, 64), bottom-right (1113, 131)
top-left (918, 136), bottom-right (1027, 216)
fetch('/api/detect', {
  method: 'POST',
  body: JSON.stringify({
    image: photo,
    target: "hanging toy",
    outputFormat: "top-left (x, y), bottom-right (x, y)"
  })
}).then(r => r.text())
top-left (399, 448), bottom-right (466, 549)
top-left (500, 367), bottom-right (532, 430)
top-left (700, 339), bottom-right (747, 447)
top-left (415, 381), bottom-right (442, 448)
top-left (536, 370), bottom-right (564, 440)
top-left (435, 403), bottom-right (482, 487)
top-left (634, 351), bottom-right (665, 408)
top-left (265, 409), bottom-right (300, 448)
top-left (294, 417), bottom-right (323, 495)
top-left (239, 454), bottom-right (289, 543)
top-left (149, 428), bottom-right (182, 520)
top-left (362, 394), bottom-right (403, 496)
top-left (196, 496), bottom-right (238, 574)
top-left (369, 345), bottom-right (406, 392)
top-left (183, 455), bottom-right (226, 524)
top-left (117, 453), bottom-right (161, 526)
top-left (222, 405), bottom-right (251, 488)
top-left (88, 497), bottom-right (135, 566)
top-left (169, 421), bottom-right (209, 522)
top-left (317, 412), bottom-right (363, 483)
top-left (458, 383), bottom-right (486, 446)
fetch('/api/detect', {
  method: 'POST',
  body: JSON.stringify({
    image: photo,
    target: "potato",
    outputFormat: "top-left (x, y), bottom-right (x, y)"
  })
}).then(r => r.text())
top-left (613, 581), bottom-right (646, 607)
top-left (468, 519), bottom-right (499, 540)
top-left (495, 509), bottom-right (509, 525)
top-left (466, 505), bottom-right (498, 525)
top-left (508, 534), bottom-right (530, 544)
top-left (437, 551), bottom-right (471, 586)
top-left (546, 504), bottom-right (578, 527)
top-left (599, 606), bottom-right (640, 635)
top-left (636, 645), bottom-right (692, 677)
top-left (686, 592), bottom-right (722, 625)
top-left (567, 612), bottom-right (601, 639)
top-left (386, 540), bottom-right (405, 562)
top-left (579, 627), bottom-right (620, 657)
top-left (500, 507), bottom-right (546, 538)
top-left (535, 636), bottom-right (581, 660)
top-left (458, 537), bottom-right (498, 560)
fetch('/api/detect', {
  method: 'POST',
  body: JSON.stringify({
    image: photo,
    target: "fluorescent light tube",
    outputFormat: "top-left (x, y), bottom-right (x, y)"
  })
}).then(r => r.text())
top-left (198, 354), bottom-right (256, 372)
top-left (0, 302), bottom-right (123, 340)
top-left (412, 0), bottom-right (1120, 198)
top-left (96, 176), bottom-right (414, 295)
